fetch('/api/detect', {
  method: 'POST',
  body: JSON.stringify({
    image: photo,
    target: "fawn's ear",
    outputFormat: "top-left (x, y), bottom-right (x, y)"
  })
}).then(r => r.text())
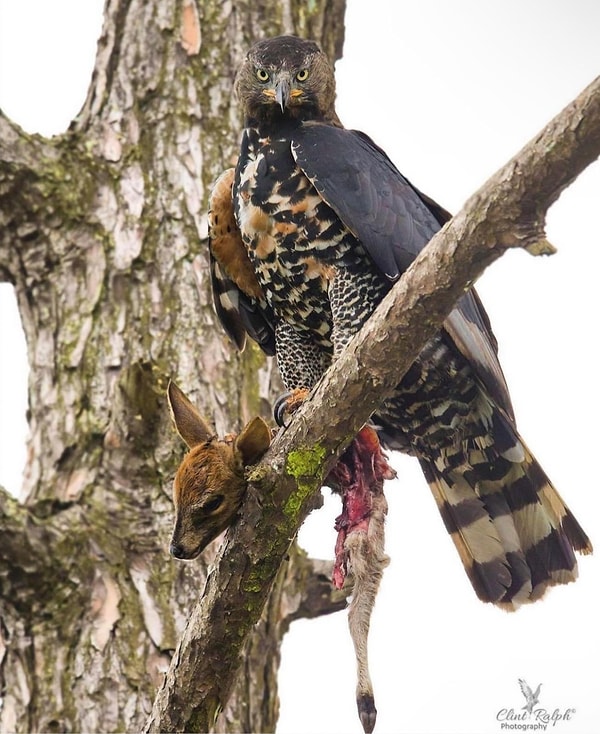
top-left (167, 380), bottom-right (214, 448)
top-left (235, 416), bottom-right (272, 465)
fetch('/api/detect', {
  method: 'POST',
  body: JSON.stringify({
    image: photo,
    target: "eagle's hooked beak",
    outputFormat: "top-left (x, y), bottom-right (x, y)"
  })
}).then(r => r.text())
top-left (274, 76), bottom-right (291, 112)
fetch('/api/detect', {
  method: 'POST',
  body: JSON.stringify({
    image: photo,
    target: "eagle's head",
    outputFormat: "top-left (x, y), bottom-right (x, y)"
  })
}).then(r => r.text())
top-left (235, 35), bottom-right (339, 125)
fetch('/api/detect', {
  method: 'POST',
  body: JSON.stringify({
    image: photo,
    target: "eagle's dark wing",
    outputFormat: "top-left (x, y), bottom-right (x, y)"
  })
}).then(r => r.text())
top-left (209, 254), bottom-right (276, 355)
top-left (292, 124), bottom-right (438, 278)
top-left (446, 292), bottom-right (515, 421)
top-left (208, 169), bottom-right (276, 355)
top-left (291, 122), bottom-right (514, 418)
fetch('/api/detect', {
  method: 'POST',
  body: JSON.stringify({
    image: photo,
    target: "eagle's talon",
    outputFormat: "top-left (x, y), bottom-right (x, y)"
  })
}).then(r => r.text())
top-left (273, 388), bottom-right (310, 426)
top-left (273, 392), bottom-right (293, 427)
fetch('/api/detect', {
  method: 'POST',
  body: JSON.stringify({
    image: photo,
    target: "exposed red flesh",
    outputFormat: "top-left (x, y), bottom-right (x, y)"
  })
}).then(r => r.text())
top-left (327, 426), bottom-right (396, 589)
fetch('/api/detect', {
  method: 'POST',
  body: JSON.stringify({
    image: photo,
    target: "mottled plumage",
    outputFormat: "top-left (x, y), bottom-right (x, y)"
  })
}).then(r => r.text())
top-left (208, 35), bottom-right (591, 609)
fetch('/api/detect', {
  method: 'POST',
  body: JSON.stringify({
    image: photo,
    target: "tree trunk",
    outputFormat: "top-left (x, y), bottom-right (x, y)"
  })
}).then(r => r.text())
top-left (0, 1), bottom-right (347, 732)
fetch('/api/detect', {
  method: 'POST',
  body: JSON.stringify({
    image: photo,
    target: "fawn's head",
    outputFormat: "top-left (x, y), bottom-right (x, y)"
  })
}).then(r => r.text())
top-left (167, 381), bottom-right (271, 559)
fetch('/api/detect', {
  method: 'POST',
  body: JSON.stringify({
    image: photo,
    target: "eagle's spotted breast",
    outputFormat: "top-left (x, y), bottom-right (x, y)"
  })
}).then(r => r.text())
top-left (234, 127), bottom-right (384, 349)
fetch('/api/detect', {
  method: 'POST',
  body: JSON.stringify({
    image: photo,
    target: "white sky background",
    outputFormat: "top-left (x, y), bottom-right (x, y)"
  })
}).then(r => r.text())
top-left (0, 1), bottom-right (599, 734)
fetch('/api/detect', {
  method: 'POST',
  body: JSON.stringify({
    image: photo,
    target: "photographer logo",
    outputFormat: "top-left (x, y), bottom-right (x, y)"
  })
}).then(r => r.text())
top-left (496, 679), bottom-right (576, 731)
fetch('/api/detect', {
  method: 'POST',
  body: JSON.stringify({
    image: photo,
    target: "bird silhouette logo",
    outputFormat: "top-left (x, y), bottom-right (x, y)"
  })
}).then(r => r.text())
top-left (518, 679), bottom-right (542, 715)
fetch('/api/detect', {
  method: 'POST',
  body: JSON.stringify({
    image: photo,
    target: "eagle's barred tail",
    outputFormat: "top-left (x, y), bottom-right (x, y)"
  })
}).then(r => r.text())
top-left (419, 429), bottom-right (592, 610)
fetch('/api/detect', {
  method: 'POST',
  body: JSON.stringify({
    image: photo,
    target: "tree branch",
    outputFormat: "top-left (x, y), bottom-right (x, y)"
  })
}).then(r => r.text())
top-left (146, 76), bottom-right (600, 732)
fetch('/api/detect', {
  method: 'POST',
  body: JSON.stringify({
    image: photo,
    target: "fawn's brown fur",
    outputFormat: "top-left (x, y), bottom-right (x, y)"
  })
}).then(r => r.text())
top-left (167, 381), bottom-right (271, 559)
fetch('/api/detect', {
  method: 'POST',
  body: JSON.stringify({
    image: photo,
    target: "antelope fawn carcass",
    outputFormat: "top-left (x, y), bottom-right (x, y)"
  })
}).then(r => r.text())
top-left (167, 381), bottom-right (395, 733)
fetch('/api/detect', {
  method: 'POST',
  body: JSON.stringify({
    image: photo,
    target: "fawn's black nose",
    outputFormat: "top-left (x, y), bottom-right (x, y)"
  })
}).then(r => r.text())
top-left (170, 542), bottom-right (185, 559)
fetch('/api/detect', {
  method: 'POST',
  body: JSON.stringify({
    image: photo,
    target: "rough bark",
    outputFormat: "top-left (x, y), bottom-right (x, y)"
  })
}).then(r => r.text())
top-left (146, 75), bottom-right (600, 731)
top-left (0, 1), bottom-right (347, 732)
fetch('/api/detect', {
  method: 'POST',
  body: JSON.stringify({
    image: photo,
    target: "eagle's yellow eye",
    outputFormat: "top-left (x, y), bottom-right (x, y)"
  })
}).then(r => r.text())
top-left (296, 69), bottom-right (310, 82)
top-left (256, 68), bottom-right (270, 82)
